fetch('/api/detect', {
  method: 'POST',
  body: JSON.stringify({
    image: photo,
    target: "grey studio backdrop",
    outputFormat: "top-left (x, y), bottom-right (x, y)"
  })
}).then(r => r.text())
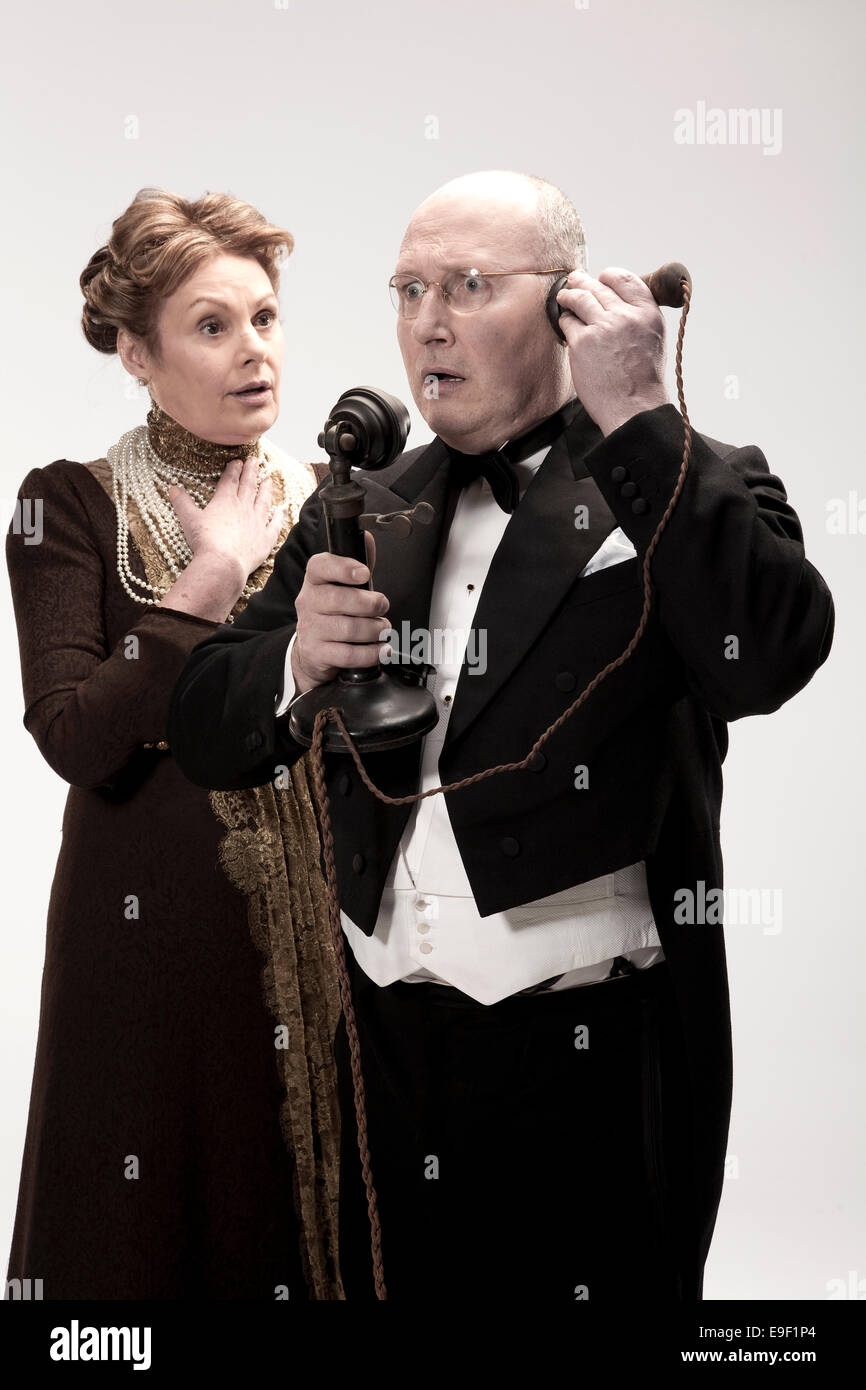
top-left (1, 0), bottom-right (863, 1302)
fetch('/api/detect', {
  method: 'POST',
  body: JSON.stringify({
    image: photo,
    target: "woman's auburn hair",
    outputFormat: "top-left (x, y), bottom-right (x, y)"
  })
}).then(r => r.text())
top-left (80, 186), bottom-right (293, 358)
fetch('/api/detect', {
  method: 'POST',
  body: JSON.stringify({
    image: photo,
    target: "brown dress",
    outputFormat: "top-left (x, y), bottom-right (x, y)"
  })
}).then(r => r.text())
top-left (4, 418), bottom-right (343, 1300)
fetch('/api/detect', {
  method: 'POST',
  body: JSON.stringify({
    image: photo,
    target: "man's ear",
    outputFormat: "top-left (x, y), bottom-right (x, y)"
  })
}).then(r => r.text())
top-left (117, 327), bottom-right (150, 384)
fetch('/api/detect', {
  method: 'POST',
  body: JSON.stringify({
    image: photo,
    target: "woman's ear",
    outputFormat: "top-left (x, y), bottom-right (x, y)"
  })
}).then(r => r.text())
top-left (117, 327), bottom-right (150, 385)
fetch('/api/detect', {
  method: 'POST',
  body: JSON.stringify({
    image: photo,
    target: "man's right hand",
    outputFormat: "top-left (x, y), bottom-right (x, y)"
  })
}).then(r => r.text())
top-left (291, 531), bottom-right (391, 694)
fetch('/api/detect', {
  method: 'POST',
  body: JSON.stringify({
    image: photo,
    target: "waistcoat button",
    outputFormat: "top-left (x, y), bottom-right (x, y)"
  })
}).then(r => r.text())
top-left (500, 837), bottom-right (520, 857)
top-left (555, 671), bottom-right (576, 692)
top-left (352, 853), bottom-right (366, 874)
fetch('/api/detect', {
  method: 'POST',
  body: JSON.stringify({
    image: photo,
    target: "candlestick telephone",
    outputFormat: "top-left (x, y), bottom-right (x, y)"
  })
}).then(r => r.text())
top-left (288, 263), bottom-right (694, 1299)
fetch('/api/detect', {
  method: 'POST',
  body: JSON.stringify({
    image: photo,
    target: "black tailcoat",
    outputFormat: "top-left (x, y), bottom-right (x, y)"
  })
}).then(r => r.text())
top-left (168, 401), bottom-right (834, 1271)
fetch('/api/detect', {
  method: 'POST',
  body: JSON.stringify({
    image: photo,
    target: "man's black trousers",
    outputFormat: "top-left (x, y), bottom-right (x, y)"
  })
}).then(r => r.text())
top-left (334, 946), bottom-right (706, 1302)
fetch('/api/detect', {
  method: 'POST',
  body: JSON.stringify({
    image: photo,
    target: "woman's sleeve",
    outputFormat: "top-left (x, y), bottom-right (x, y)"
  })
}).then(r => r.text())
top-left (5, 462), bottom-right (224, 790)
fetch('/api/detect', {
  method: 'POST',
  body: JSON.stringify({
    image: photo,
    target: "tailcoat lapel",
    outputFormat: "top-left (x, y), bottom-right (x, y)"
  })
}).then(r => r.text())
top-left (440, 402), bottom-right (618, 753)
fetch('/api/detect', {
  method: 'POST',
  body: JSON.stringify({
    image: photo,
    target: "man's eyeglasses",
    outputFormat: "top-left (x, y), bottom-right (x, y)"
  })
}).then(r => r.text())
top-left (388, 267), bottom-right (571, 318)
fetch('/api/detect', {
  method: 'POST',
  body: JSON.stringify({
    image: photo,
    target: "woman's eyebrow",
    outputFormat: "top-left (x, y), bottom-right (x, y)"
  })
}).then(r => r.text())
top-left (186, 292), bottom-right (277, 311)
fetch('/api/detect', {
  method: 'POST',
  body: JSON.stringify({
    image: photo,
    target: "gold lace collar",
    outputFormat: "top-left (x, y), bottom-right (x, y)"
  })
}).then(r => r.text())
top-left (146, 397), bottom-right (262, 476)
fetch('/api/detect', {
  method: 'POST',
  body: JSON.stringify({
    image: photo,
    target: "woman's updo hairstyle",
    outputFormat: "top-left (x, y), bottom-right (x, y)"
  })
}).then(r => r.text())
top-left (80, 187), bottom-right (294, 362)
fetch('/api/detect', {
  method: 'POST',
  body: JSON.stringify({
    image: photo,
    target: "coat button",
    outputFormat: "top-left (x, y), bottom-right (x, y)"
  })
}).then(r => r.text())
top-left (555, 670), bottom-right (576, 692)
top-left (611, 465), bottom-right (628, 483)
top-left (245, 729), bottom-right (264, 752)
top-left (338, 772), bottom-right (352, 796)
top-left (352, 853), bottom-right (366, 874)
top-left (631, 498), bottom-right (650, 515)
top-left (527, 751), bottom-right (547, 772)
top-left (500, 837), bottom-right (521, 857)
top-left (620, 481), bottom-right (638, 499)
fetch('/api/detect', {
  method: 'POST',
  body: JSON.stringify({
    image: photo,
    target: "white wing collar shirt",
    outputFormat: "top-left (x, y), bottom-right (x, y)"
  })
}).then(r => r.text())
top-left (277, 441), bottom-right (663, 1005)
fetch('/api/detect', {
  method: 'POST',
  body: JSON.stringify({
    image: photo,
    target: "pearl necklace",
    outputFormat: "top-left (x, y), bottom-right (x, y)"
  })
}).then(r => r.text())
top-left (106, 402), bottom-right (310, 623)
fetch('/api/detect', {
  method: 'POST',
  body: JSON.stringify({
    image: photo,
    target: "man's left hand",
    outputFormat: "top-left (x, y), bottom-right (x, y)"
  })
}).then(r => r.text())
top-left (556, 267), bottom-right (670, 437)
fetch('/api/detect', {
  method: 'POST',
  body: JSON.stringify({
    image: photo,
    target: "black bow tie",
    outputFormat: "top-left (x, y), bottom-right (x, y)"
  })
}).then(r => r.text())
top-left (444, 398), bottom-right (579, 513)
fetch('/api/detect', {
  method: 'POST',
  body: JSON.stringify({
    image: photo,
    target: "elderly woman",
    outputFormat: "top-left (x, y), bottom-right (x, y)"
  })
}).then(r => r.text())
top-left (4, 188), bottom-right (343, 1299)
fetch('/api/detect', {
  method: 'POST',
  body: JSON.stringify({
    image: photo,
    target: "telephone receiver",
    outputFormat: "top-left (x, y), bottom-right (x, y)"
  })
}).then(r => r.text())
top-left (545, 261), bottom-right (692, 340)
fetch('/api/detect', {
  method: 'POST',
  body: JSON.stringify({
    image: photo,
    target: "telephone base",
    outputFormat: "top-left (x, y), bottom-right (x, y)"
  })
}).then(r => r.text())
top-left (288, 668), bottom-right (439, 754)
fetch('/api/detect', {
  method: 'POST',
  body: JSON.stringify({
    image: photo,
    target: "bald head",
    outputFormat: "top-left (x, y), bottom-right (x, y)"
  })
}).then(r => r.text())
top-left (399, 170), bottom-right (586, 275)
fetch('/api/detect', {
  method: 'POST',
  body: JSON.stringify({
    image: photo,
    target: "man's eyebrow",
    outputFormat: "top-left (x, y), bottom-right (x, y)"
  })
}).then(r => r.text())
top-left (393, 265), bottom-right (464, 278)
top-left (186, 292), bottom-right (278, 311)
top-left (393, 260), bottom-right (504, 276)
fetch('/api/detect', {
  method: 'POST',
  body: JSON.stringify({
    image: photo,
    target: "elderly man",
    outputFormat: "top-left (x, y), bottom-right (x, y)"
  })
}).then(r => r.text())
top-left (167, 171), bottom-right (833, 1302)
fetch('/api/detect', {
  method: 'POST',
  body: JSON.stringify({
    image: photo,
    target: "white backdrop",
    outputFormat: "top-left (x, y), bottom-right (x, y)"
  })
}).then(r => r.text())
top-left (1, 0), bottom-right (863, 1300)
